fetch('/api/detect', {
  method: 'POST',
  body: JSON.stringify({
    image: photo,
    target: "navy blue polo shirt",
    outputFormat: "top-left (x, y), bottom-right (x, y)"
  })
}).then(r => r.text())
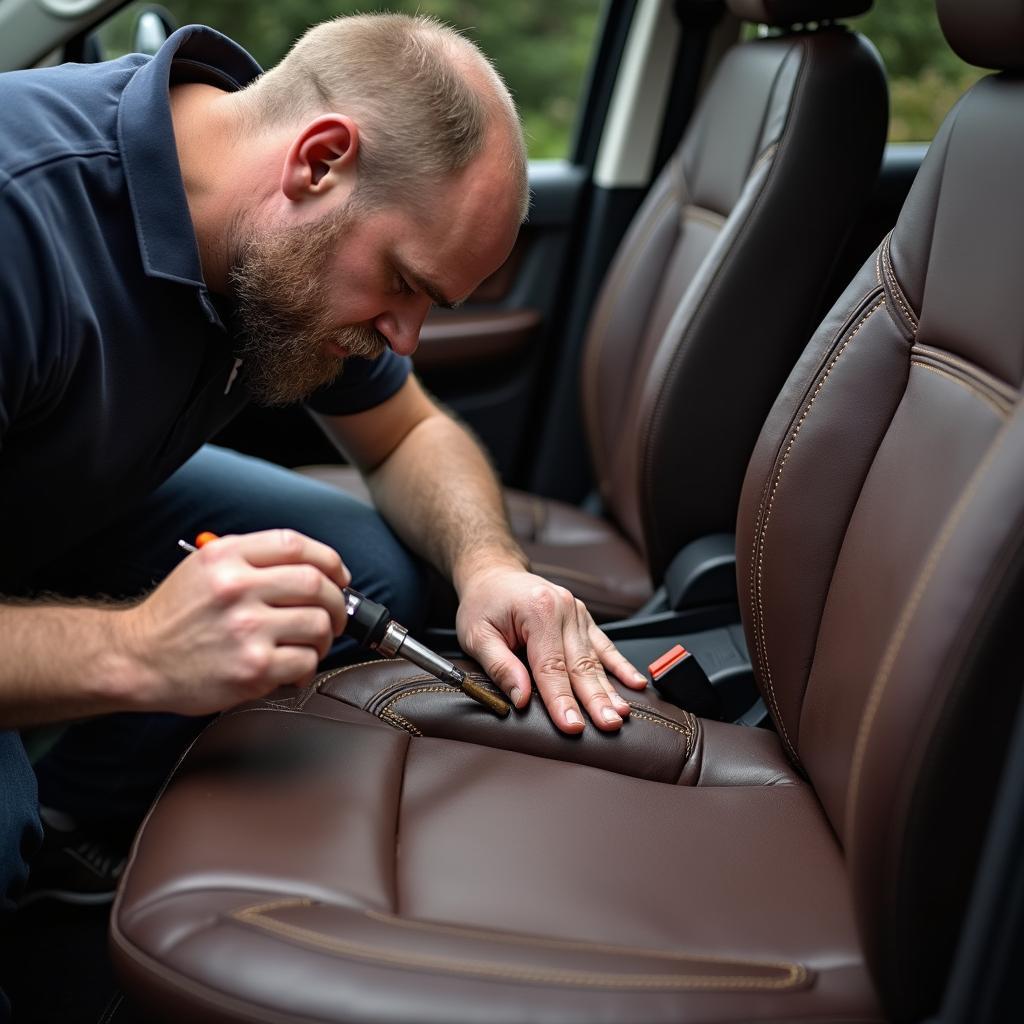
top-left (0, 26), bottom-right (410, 585)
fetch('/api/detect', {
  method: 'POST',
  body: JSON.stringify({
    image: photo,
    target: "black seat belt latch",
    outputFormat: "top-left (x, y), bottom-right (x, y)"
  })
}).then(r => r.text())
top-left (647, 644), bottom-right (721, 719)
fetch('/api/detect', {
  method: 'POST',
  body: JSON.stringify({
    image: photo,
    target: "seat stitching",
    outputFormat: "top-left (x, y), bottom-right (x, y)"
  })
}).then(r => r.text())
top-left (752, 298), bottom-right (885, 762)
top-left (231, 901), bottom-right (809, 991)
top-left (295, 685), bottom-right (320, 711)
top-left (383, 687), bottom-right (696, 758)
top-left (844, 413), bottom-right (1016, 844)
top-left (626, 703), bottom-right (696, 755)
top-left (746, 140), bottom-right (779, 182)
top-left (911, 361), bottom-right (1011, 419)
top-left (365, 678), bottom-right (434, 711)
top-left (315, 660), bottom-right (383, 689)
top-left (361, 906), bottom-right (794, 966)
top-left (911, 343), bottom-right (1019, 403)
top-left (881, 233), bottom-right (918, 334)
top-left (626, 712), bottom-right (693, 752)
top-left (682, 204), bottom-right (727, 230)
top-left (379, 708), bottom-right (422, 737)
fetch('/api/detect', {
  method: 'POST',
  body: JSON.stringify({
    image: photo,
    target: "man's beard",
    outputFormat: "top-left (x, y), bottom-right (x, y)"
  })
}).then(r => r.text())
top-left (229, 203), bottom-right (389, 407)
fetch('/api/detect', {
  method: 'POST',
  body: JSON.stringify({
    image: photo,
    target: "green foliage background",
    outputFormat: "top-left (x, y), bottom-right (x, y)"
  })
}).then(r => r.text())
top-left (100, 0), bottom-right (987, 153)
top-left (853, 0), bottom-right (982, 141)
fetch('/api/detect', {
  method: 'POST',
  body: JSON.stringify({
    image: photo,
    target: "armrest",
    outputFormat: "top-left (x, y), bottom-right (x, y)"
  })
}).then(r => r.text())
top-left (664, 533), bottom-right (737, 610)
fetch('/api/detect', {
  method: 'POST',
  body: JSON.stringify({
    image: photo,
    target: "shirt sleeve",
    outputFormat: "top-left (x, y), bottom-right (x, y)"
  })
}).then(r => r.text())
top-left (0, 178), bottom-right (62, 450)
top-left (303, 348), bottom-right (412, 416)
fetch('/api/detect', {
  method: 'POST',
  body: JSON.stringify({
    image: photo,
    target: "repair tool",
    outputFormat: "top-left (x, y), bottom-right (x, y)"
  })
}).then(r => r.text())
top-left (178, 532), bottom-right (510, 717)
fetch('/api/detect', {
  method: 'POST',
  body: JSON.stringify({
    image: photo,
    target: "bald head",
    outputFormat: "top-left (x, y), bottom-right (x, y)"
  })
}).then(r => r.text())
top-left (241, 13), bottom-right (529, 221)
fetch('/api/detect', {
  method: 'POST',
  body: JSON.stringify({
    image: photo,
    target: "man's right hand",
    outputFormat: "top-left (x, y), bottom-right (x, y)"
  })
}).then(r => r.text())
top-left (115, 529), bottom-right (349, 716)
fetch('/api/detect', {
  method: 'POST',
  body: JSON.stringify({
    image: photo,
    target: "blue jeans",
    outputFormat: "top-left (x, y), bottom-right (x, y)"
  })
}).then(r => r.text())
top-left (0, 730), bottom-right (43, 1019)
top-left (6, 443), bottom-right (430, 852)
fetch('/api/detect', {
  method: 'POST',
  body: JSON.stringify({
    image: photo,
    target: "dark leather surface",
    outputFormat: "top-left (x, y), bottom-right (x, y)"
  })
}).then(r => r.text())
top-left (112, 701), bottom-right (876, 1024)
top-left (937, 0), bottom-right (1024, 70)
top-left (735, 57), bottom-right (1024, 1022)
top-left (728, 0), bottom-right (872, 25)
top-left (314, 657), bottom-right (801, 786)
top-left (504, 489), bottom-right (653, 618)
top-left (413, 309), bottom-right (541, 371)
top-left (583, 27), bottom-right (886, 582)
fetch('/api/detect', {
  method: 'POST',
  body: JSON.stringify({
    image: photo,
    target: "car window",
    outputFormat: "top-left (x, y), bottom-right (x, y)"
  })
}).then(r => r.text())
top-left (93, 0), bottom-right (604, 159)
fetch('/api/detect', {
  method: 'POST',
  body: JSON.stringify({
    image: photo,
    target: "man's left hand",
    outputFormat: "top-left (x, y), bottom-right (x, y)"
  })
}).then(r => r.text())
top-left (455, 566), bottom-right (649, 733)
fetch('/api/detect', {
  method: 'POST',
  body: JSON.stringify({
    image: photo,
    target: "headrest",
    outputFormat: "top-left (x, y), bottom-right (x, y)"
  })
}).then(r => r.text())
top-left (937, 0), bottom-right (1024, 71)
top-left (727, 0), bottom-right (871, 25)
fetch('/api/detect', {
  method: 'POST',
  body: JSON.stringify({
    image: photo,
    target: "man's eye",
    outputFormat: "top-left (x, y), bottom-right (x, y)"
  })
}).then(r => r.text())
top-left (395, 274), bottom-right (414, 296)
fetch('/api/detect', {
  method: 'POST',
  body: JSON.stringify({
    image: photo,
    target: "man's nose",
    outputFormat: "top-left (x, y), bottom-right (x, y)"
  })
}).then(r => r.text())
top-left (377, 299), bottom-right (431, 357)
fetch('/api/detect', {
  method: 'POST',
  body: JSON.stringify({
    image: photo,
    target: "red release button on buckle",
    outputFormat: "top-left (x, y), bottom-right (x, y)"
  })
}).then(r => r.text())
top-left (647, 644), bottom-right (690, 681)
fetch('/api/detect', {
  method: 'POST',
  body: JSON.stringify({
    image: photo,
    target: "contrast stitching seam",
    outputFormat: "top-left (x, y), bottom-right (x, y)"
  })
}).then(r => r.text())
top-left (911, 362), bottom-right (1011, 419)
top-left (230, 901), bottom-right (808, 991)
top-left (362, 907), bottom-right (789, 964)
top-left (626, 712), bottom-right (694, 757)
top-left (294, 686), bottom-right (319, 711)
top-left (315, 660), bottom-right (382, 689)
top-left (386, 686), bottom-right (464, 709)
top-left (382, 688), bottom-right (695, 757)
top-left (746, 140), bottom-right (779, 182)
top-left (881, 233), bottom-right (918, 334)
top-left (911, 345), bottom-right (1018, 404)
top-left (379, 708), bottom-right (422, 737)
top-left (752, 297), bottom-right (884, 761)
top-left (682, 204), bottom-right (727, 230)
top-left (844, 413), bottom-right (1015, 844)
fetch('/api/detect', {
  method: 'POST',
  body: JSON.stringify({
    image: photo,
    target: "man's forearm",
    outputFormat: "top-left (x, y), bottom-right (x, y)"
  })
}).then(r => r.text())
top-left (363, 411), bottom-right (527, 593)
top-left (0, 603), bottom-right (141, 729)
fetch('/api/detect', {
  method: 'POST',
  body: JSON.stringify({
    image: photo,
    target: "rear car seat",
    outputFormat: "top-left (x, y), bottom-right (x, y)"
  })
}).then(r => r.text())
top-left (109, 2), bottom-right (1024, 1020)
top-left (305, 0), bottom-right (887, 619)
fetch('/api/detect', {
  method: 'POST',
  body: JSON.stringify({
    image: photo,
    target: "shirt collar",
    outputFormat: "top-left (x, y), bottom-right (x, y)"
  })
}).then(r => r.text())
top-left (117, 25), bottom-right (262, 293)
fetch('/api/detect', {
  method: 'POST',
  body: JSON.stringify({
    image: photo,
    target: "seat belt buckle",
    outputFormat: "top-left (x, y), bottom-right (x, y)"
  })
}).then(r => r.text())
top-left (647, 644), bottom-right (721, 719)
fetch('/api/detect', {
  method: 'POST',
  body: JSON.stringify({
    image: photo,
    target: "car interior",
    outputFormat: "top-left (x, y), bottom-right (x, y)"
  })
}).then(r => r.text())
top-left (2, 0), bottom-right (1023, 1022)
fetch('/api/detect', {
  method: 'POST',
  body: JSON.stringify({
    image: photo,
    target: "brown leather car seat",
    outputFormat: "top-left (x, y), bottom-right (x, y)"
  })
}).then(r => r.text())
top-left (110, 2), bottom-right (1024, 1020)
top-left (305, 0), bottom-right (888, 619)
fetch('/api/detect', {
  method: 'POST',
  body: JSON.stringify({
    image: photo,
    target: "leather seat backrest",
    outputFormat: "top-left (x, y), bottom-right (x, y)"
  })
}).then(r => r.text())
top-left (737, 2), bottom-right (1024, 1014)
top-left (582, 0), bottom-right (886, 580)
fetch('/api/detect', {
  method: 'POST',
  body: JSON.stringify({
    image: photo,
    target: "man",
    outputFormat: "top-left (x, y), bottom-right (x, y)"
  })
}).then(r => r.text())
top-left (0, 12), bottom-right (647, 943)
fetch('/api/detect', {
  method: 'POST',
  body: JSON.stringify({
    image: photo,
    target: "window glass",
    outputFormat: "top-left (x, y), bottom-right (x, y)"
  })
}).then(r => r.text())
top-left (95, 1), bottom-right (603, 159)
top-left (853, 0), bottom-right (983, 142)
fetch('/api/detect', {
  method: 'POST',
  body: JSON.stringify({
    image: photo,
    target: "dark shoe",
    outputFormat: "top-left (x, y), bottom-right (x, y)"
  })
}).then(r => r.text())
top-left (18, 811), bottom-right (128, 907)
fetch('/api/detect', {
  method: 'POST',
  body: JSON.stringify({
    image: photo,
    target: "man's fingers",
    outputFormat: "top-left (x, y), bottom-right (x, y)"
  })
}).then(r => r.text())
top-left (589, 623), bottom-right (649, 691)
top-left (462, 626), bottom-right (532, 708)
top-left (246, 564), bottom-right (348, 634)
top-left (204, 529), bottom-right (351, 588)
top-left (523, 614), bottom-right (587, 733)
top-left (269, 607), bottom-right (336, 660)
top-left (557, 602), bottom-right (626, 732)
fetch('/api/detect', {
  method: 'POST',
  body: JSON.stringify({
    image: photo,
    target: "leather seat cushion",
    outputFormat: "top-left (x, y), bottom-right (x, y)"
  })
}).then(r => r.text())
top-left (317, 658), bottom-right (796, 786)
top-left (111, 695), bottom-right (880, 1023)
top-left (299, 465), bottom-right (653, 621)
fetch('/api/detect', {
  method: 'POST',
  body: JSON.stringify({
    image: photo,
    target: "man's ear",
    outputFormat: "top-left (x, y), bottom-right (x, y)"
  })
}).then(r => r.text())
top-left (280, 114), bottom-right (360, 202)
